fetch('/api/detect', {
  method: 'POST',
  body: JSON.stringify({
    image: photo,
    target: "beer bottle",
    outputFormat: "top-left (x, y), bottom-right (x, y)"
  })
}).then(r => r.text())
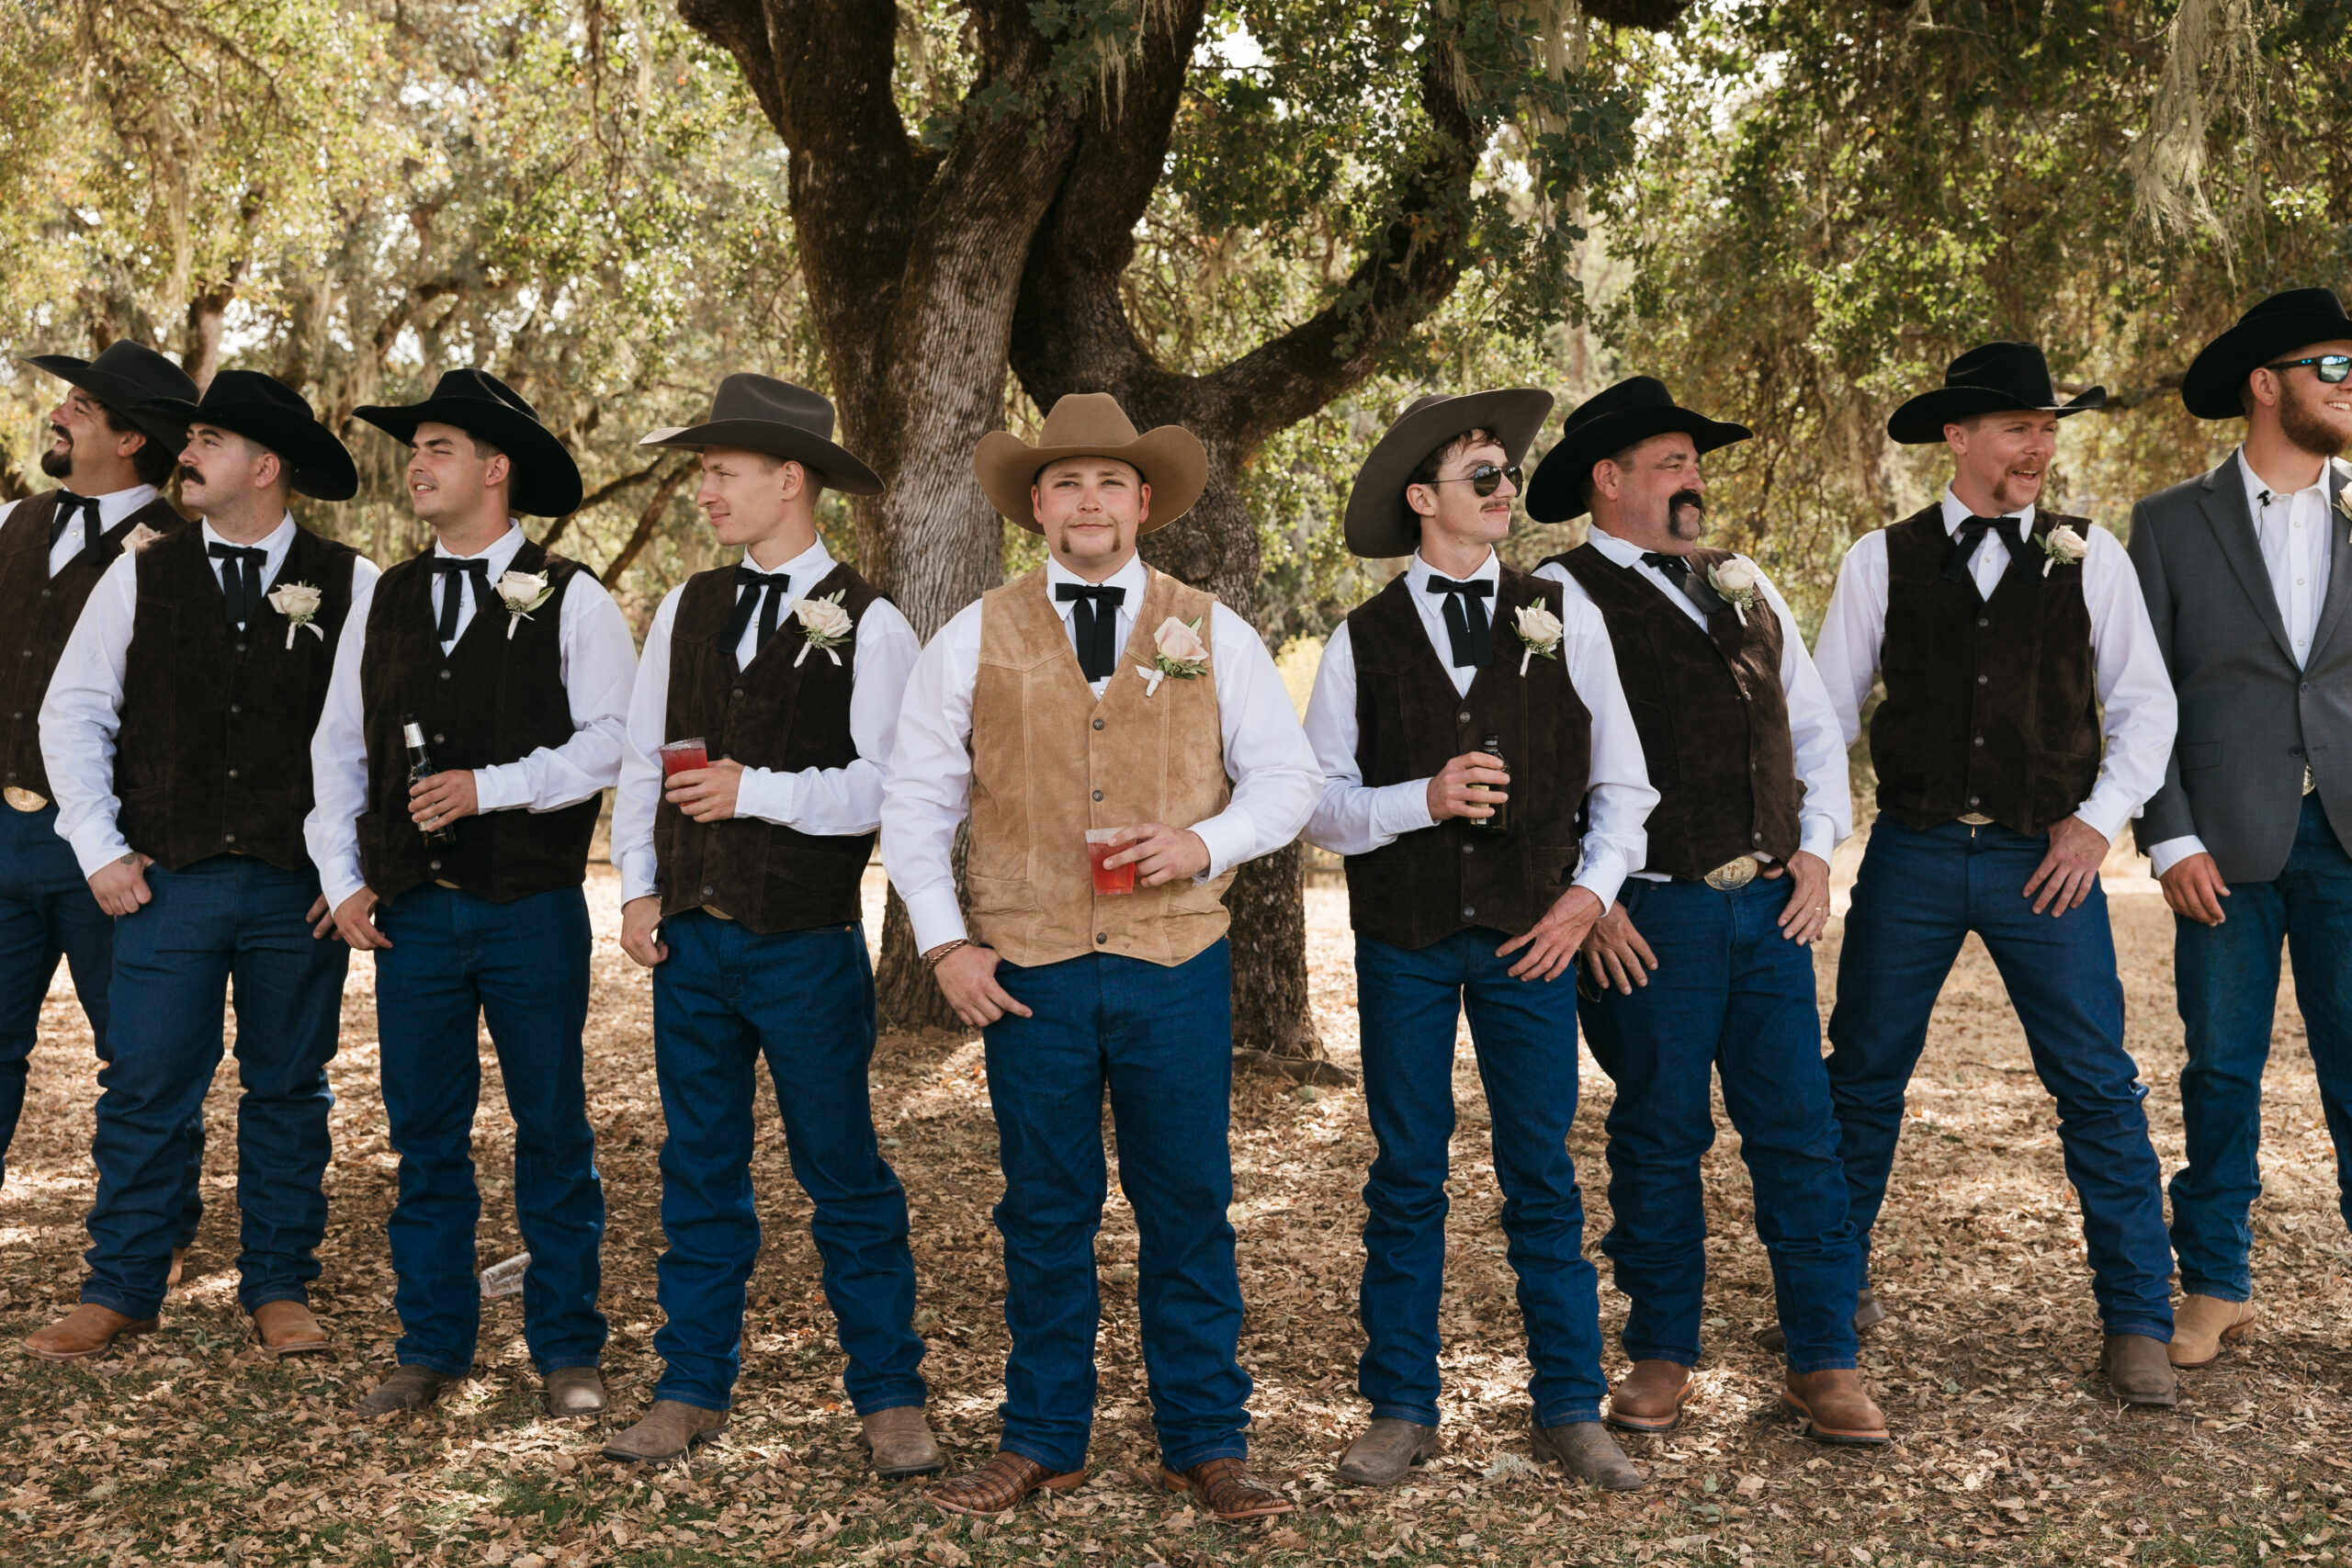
top-left (1468, 731), bottom-right (1509, 834)
top-left (404, 716), bottom-right (457, 847)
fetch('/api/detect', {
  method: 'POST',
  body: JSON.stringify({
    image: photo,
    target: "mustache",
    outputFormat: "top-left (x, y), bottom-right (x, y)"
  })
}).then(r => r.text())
top-left (177, 463), bottom-right (205, 486)
top-left (49, 423), bottom-right (71, 446)
top-left (1669, 489), bottom-right (1705, 513)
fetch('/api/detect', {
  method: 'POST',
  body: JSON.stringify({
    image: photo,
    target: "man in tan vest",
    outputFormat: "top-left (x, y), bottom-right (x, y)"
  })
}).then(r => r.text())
top-left (882, 394), bottom-right (1318, 1521)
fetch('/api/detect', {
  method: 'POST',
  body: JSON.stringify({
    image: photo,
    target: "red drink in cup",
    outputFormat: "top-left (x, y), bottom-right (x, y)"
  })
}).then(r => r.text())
top-left (1087, 828), bottom-right (1136, 896)
top-left (659, 739), bottom-right (708, 777)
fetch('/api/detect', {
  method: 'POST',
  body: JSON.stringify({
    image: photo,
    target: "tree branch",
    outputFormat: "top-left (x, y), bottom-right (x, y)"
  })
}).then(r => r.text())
top-left (598, 455), bottom-right (696, 587)
top-left (539, 453), bottom-right (673, 551)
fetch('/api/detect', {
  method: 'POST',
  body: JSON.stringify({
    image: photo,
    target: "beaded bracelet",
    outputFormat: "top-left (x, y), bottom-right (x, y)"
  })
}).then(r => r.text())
top-left (922, 938), bottom-right (970, 971)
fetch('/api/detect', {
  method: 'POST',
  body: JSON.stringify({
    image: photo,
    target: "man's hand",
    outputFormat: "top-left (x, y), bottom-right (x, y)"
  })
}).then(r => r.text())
top-left (89, 853), bottom-right (153, 918)
top-left (2023, 814), bottom-right (2109, 917)
top-left (1764, 850), bottom-right (1834, 945)
top-left (1426, 751), bottom-right (1508, 823)
top-left (1498, 886), bottom-right (1605, 982)
top-left (620, 895), bottom-right (668, 966)
top-left (409, 770), bottom-right (480, 831)
top-left (1579, 903), bottom-right (1657, 994)
top-left (2160, 851), bottom-right (2231, 927)
top-left (325, 888), bottom-right (392, 951)
top-left (662, 760), bottom-right (746, 824)
top-left (1101, 824), bottom-right (1212, 887)
top-left (932, 943), bottom-right (1034, 1029)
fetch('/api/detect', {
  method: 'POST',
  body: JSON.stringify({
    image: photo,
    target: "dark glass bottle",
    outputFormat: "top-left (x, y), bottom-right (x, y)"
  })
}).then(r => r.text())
top-left (404, 716), bottom-right (456, 847)
top-left (1467, 730), bottom-right (1509, 833)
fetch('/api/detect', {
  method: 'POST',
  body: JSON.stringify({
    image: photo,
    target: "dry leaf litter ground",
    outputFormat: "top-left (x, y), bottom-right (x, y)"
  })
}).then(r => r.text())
top-left (1, 846), bottom-right (2346, 1568)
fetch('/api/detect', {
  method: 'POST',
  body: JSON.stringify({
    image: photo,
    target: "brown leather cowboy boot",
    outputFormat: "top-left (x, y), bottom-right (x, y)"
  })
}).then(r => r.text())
top-left (1529, 1420), bottom-right (1646, 1490)
top-left (2169, 1294), bottom-right (2257, 1369)
top-left (925, 1451), bottom-right (1087, 1517)
top-left (1783, 1368), bottom-right (1891, 1446)
top-left (1336, 1418), bottom-right (1438, 1485)
top-left (1605, 1360), bottom-right (1696, 1434)
top-left (1159, 1457), bottom-right (1294, 1521)
top-left (22, 1303), bottom-right (157, 1362)
top-left (862, 1406), bottom-right (944, 1479)
top-left (2102, 1335), bottom-right (2178, 1406)
top-left (604, 1400), bottom-right (729, 1461)
top-left (253, 1301), bottom-right (331, 1357)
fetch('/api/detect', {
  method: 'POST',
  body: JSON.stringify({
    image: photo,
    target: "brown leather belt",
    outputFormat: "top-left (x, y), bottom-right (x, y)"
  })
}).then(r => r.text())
top-left (1702, 855), bottom-right (1759, 890)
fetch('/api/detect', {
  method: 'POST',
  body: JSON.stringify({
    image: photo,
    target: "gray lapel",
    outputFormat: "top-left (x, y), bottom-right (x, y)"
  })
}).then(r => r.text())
top-left (2311, 457), bottom-right (2352, 660)
top-left (2197, 456), bottom-right (2297, 665)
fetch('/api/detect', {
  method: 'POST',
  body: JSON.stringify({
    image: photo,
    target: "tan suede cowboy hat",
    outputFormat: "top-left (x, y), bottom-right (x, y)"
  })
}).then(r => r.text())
top-left (973, 392), bottom-right (1206, 533)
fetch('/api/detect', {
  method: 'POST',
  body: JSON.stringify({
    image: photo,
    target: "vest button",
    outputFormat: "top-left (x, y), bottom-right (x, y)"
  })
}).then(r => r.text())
top-left (732, 688), bottom-right (746, 700)
top-left (1091, 790), bottom-right (1103, 801)
top-left (429, 859), bottom-right (442, 871)
top-left (1973, 736), bottom-right (1984, 746)
top-left (1092, 718), bottom-right (1105, 731)
top-left (433, 734), bottom-right (445, 745)
top-left (1462, 905), bottom-right (1476, 919)
top-left (1095, 931), bottom-right (1107, 943)
top-left (702, 885), bottom-right (715, 897)
top-left (227, 768), bottom-right (238, 779)
top-left (1977, 673), bottom-right (1988, 684)
top-left (1752, 831), bottom-right (1763, 842)
top-left (1968, 795), bottom-right (1981, 806)
top-left (1976, 616), bottom-right (1990, 628)
top-left (438, 669), bottom-right (452, 681)
top-left (235, 643), bottom-right (247, 654)
top-left (39, 589), bottom-right (50, 598)
top-left (1462, 842), bottom-right (1475, 855)
top-left (1458, 711), bottom-right (1472, 725)
top-left (222, 832), bottom-right (236, 843)
top-left (229, 704), bottom-right (241, 715)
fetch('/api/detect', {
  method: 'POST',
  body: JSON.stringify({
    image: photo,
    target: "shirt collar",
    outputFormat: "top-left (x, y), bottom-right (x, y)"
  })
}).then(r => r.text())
top-left (198, 513), bottom-right (297, 558)
top-left (432, 521), bottom-right (526, 575)
top-left (1045, 551), bottom-right (1149, 618)
top-left (746, 536), bottom-right (832, 581)
top-left (1404, 547), bottom-right (1499, 592)
top-left (2236, 446), bottom-right (2329, 514)
top-left (1583, 525), bottom-right (1649, 569)
top-left (1940, 485), bottom-right (2032, 536)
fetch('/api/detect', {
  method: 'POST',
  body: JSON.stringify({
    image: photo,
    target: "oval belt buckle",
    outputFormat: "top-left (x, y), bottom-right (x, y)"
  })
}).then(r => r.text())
top-left (1703, 855), bottom-right (1759, 891)
top-left (3, 786), bottom-right (48, 814)
top-left (1957, 812), bottom-right (1995, 826)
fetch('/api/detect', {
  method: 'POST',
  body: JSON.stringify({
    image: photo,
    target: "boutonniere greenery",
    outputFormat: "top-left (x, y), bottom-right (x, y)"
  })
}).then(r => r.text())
top-left (793, 590), bottom-right (854, 666)
top-left (266, 581), bottom-right (325, 650)
top-left (1512, 603), bottom-right (1564, 676)
top-left (1708, 558), bottom-right (1761, 626)
top-left (495, 570), bottom-right (556, 639)
top-left (1135, 615), bottom-right (1209, 696)
top-left (2037, 524), bottom-right (2088, 578)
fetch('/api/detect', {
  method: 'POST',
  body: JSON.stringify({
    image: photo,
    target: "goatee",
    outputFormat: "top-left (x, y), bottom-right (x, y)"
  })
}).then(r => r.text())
top-left (37, 447), bottom-right (71, 480)
top-left (2281, 389), bottom-right (2351, 459)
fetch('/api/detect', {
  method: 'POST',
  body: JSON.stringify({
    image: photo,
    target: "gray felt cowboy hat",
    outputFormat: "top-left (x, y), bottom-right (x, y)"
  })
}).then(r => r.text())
top-left (1341, 389), bottom-right (1555, 558)
top-left (2180, 287), bottom-right (2352, 421)
top-left (1525, 377), bottom-right (1751, 523)
top-left (973, 393), bottom-right (1206, 533)
top-left (15, 340), bottom-right (199, 449)
top-left (639, 374), bottom-right (882, 495)
top-left (355, 367), bottom-right (585, 517)
top-left (140, 368), bottom-right (358, 502)
top-left (1884, 342), bottom-right (2105, 446)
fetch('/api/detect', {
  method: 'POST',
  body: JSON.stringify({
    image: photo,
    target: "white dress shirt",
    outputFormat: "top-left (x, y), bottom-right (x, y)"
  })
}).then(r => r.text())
top-left (305, 522), bottom-right (636, 910)
top-left (43, 513), bottom-right (384, 877)
top-left (2144, 450), bottom-right (2342, 874)
top-left (1536, 526), bottom-right (1851, 880)
top-left (1812, 485), bottom-right (2177, 844)
top-left (882, 552), bottom-right (1322, 955)
top-left (0, 483), bottom-right (164, 576)
top-left (1300, 547), bottom-right (1657, 913)
top-left (612, 537), bottom-right (922, 905)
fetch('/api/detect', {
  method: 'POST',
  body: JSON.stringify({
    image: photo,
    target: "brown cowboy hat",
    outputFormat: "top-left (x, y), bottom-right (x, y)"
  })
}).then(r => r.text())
top-left (639, 373), bottom-right (882, 495)
top-left (973, 392), bottom-right (1206, 533)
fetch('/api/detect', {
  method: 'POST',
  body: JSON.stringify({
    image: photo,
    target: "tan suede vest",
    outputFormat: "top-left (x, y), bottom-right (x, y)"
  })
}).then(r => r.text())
top-left (967, 566), bottom-right (1234, 968)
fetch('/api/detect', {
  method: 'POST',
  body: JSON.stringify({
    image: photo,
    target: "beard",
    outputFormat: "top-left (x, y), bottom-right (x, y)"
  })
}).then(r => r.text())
top-left (38, 426), bottom-right (71, 479)
top-left (1665, 489), bottom-right (1707, 542)
top-left (2280, 384), bottom-right (2351, 459)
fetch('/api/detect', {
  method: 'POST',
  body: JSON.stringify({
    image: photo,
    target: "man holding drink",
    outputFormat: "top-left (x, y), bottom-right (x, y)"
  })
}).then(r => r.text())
top-left (605, 375), bottom-right (934, 1472)
top-left (882, 393), bottom-right (1317, 1519)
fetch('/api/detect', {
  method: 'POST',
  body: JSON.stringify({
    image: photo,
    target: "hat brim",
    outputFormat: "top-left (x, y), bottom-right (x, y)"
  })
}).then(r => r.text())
top-left (16, 354), bottom-right (193, 450)
top-left (1525, 407), bottom-right (1753, 523)
top-left (639, 420), bottom-right (883, 497)
top-left (147, 397), bottom-right (359, 502)
top-left (1340, 389), bottom-right (1555, 558)
top-left (974, 425), bottom-right (1207, 534)
top-left (1884, 384), bottom-right (2105, 446)
top-left (2181, 311), bottom-right (2352, 420)
top-left (356, 400), bottom-right (586, 515)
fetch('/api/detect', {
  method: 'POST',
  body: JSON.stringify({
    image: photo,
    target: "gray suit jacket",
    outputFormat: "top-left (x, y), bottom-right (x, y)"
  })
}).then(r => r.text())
top-left (2128, 453), bottom-right (2352, 882)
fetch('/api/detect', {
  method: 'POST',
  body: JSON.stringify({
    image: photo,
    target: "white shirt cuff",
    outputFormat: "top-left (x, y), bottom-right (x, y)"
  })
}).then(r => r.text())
top-left (2145, 835), bottom-right (2207, 877)
top-left (734, 766), bottom-right (796, 827)
top-left (322, 863), bottom-right (369, 912)
top-left (472, 763), bottom-right (530, 813)
top-left (1798, 813), bottom-right (1840, 867)
top-left (1374, 779), bottom-right (1439, 839)
top-left (1572, 852), bottom-right (1627, 916)
top-left (905, 887), bottom-right (969, 956)
top-left (2073, 796), bottom-right (2130, 844)
top-left (1189, 812), bottom-right (1254, 882)
top-left (616, 846), bottom-right (661, 905)
top-left (70, 823), bottom-right (133, 880)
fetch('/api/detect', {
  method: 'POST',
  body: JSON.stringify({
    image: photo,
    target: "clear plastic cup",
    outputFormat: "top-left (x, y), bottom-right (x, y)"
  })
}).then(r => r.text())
top-left (1086, 828), bottom-right (1136, 896)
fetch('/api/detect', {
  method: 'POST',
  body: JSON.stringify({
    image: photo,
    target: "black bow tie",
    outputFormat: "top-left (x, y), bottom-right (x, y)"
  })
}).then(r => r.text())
top-left (1056, 582), bottom-right (1127, 682)
top-left (1640, 551), bottom-right (1691, 584)
top-left (428, 557), bottom-right (493, 642)
top-left (1422, 574), bottom-right (1495, 668)
top-left (1641, 550), bottom-right (1733, 616)
top-left (208, 541), bottom-right (268, 629)
top-left (1945, 515), bottom-right (2030, 585)
top-left (51, 491), bottom-right (99, 551)
top-left (722, 566), bottom-right (789, 664)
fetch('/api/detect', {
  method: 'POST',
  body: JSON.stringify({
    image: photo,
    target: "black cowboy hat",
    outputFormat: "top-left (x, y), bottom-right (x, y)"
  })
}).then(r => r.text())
top-left (355, 368), bottom-right (584, 516)
top-left (1524, 377), bottom-right (1751, 524)
top-left (1884, 342), bottom-right (2104, 446)
top-left (141, 369), bottom-right (358, 502)
top-left (1340, 389), bottom-right (1554, 558)
top-left (2180, 288), bottom-right (2352, 421)
top-left (14, 340), bottom-right (198, 449)
top-left (639, 374), bottom-right (882, 495)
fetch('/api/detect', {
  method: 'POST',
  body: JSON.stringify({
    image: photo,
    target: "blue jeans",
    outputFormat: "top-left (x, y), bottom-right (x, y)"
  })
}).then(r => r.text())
top-left (2170, 795), bottom-right (2352, 1301)
top-left (1579, 876), bottom-right (1861, 1373)
top-left (981, 942), bottom-right (1248, 1475)
top-left (1826, 818), bottom-right (2173, 1340)
top-left (650, 911), bottom-right (924, 1413)
top-left (84, 855), bottom-right (345, 1318)
top-left (1354, 928), bottom-right (1607, 1428)
top-left (375, 884), bottom-right (605, 1376)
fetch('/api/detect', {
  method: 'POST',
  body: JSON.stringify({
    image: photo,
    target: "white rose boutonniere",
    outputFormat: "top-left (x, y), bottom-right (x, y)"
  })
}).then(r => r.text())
top-left (496, 570), bottom-right (556, 639)
top-left (2335, 483), bottom-right (2349, 525)
top-left (1134, 615), bottom-right (1209, 696)
top-left (2037, 524), bottom-right (2088, 579)
top-left (792, 590), bottom-right (854, 666)
top-left (120, 522), bottom-right (164, 555)
top-left (1708, 558), bottom-right (1761, 625)
top-left (266, 581), bottom-right (325, 650)
top-left (1512, 603), bottom-right (1564, 676)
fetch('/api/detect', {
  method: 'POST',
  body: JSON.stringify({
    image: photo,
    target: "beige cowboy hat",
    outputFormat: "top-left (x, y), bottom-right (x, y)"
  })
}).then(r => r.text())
top-left (974, 392), bottom-right (1207, 534)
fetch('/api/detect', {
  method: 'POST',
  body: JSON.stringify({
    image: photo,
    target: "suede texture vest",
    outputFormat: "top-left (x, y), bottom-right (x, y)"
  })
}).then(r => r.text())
top-left (1341, 566), bottom-right (1592, 950)
top-left (1871, 503), bottom-right (2100, 835)
top-left (1, 490), bottom-right (186, 804)
top-left (654, 560), bottom-right (883, 933)
top-left (967, 566), bottom-right (1233, 968)
top-left (115, 524), bottom-right (358, 872)
top-left (356, 541), bottom-right (599, 902)
top-left (1548, 545), bottom-right (1801, 878)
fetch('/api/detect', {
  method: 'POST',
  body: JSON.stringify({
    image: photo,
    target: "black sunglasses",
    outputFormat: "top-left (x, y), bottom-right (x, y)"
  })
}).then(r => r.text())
top-left (2263, 354), bottom-right (2352, 384)
top-left (1426, 462), bottom-right (1523, 497)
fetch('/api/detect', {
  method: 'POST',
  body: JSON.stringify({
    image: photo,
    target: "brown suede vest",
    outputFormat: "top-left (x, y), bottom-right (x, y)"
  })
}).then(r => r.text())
top-left (356, 541), bottom-right (600, 902)
top-left (654, 560), bottom-right (882, 933)
top-left (115, 524), bottom-right (358, 872)
top-left (1340, 567), bottom-right (1592, 949)
top-left (1, 491), bottom-right (187, 804)
top-left (1871, 504), bottom-right (2100, 835)
top-left (967, 567), bottom-right (1234, 968)
top-left (1548, 545), bottom-right (1801, 878)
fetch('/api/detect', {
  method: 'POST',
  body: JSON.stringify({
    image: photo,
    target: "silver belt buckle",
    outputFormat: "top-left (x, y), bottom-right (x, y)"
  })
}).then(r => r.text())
top-left (1957, 812), bottom-right (1995, 826)
top-left (3, 787), bottom-right (47, 813)
top-left (2307, 766), bottom-right (2317, 797)
top-left (1702, 855), bottom-right (1759, 891)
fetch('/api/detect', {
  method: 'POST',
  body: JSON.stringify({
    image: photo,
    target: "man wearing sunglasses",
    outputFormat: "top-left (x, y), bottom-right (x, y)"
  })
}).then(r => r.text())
top-left (2128, 287), bottom-right (2352, 1371)
top-left (1302, 391), bottom-right (1657, 1490)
